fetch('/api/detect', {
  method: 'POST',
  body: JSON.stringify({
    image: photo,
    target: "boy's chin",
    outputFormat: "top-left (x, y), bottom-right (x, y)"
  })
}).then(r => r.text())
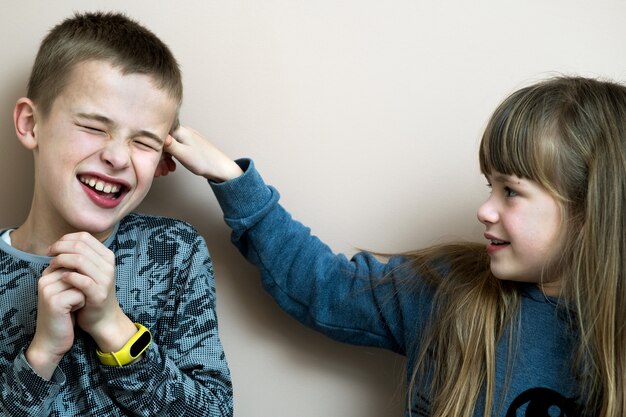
top-left (68, 213), bottom-right (127, 240)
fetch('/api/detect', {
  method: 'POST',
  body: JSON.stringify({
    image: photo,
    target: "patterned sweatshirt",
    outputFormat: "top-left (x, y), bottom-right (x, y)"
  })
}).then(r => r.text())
top-left (0, 213), bottom-right (232, 416)
top-left (210, 159), bottom-right (581, 416)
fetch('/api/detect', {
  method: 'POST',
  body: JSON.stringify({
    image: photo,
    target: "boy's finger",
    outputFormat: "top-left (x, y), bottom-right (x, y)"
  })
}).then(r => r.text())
top-left (50, 250), bottom-right (115, 287)
top-left (40, 268), bottom-right (69, 284)
top-left (53, 287), bottom-right (86, 313)
top-left (41, 277), bottom-right (75, 297)
top-left (62, 271), bottom-right (97, 297)
top-left (49, 232), bottom-right (112, 259)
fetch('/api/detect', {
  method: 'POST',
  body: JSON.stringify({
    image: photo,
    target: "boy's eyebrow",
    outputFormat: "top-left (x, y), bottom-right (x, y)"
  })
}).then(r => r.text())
top-left (75, 112), bottom-right (164, 145)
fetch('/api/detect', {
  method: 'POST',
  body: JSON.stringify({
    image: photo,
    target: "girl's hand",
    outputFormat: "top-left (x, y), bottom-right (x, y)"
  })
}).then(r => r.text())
top-left (26, 267), bottom-right (85, 379)
top-left (163, 126), bottom-right (243, 182)
top-left (46, 232), bottom-right (136, 354)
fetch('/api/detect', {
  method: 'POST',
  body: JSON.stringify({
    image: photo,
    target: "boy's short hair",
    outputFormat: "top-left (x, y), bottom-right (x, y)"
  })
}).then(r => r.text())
top-left (28, 11), bottom-right (183, 118)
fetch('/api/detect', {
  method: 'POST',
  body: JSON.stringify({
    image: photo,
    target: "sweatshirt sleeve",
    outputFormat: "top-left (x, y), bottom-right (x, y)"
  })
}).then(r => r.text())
top-left (98, 226), bottom-right (233, 417)
top-left (0, 350), bottom-right (65, 416)
top-left (211, 159), bottom-right (419, 354)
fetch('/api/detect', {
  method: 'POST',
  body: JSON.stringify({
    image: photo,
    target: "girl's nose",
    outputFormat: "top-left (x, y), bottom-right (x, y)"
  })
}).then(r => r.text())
top-left (477, 197), bottom-right (499, 225)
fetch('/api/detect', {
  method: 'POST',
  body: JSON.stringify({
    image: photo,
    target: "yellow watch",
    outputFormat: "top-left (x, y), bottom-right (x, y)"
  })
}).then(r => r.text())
top-left (96, 323), bottom-right (152, 366)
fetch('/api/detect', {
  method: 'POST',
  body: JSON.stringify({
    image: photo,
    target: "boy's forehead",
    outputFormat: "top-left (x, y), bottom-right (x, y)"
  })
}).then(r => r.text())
top-left (67, 60), bottom-right (162, 93)
top-left (58, 60), bottom-right (178, 129)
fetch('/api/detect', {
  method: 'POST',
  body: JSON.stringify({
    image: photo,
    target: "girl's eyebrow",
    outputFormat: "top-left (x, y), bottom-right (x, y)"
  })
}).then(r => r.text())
top-left (487, 173), bottom-right (523, 185)
top-left (75, 112), bottom-right (164, 145)
top-left (492, 173), bottom-right (511, 183)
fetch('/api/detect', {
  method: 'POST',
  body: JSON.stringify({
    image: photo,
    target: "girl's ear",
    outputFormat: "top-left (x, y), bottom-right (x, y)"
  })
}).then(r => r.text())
top-left (14, 97), bottom-right (38, 150)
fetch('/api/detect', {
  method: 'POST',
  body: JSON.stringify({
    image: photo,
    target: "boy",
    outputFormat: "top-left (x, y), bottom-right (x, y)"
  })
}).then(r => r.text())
top-left (1, 12), bottom-right (232, 416)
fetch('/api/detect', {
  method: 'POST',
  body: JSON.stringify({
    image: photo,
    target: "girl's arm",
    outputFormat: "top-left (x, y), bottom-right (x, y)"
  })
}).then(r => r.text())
top-left (213, 159), bottom-right (412, 351)
top-left (165, 127), bottom-right (425, 354)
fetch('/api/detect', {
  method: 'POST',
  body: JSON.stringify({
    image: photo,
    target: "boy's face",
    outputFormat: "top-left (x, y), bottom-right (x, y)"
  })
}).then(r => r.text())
top-left (30, 60), bottom-right (178, 240)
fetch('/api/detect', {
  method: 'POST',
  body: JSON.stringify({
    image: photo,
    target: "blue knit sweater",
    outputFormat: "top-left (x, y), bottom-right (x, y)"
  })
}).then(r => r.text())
top-left (210, 159), bottom-right (580, 416)
top-left (0, 213), bottom-right (232, 416)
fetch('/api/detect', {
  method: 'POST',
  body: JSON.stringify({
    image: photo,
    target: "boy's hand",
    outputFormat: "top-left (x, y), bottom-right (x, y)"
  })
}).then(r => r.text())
top-left (26, 267), bottom-right (85, 380)
top-left (163, 126), bottom-right (243, 182)
top-left (46, 232), bottom-right (137, 354)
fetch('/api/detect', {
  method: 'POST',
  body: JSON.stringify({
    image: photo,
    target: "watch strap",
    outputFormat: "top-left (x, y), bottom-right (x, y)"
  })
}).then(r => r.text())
top-left (96, 323), bottom-right (152, 367)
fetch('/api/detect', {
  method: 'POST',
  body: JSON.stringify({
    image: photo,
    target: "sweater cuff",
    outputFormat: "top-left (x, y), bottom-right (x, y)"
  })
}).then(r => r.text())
top-left (18, 350), bottom-right (65, 386)
top-left (15, 349), bottom-right (64, 408)
top-left (210, 159), bottom-right (277, 220)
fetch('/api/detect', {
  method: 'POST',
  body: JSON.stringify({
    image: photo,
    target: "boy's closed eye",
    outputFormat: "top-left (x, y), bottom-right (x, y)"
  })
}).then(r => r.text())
top-left (75, 122), bottom-right (163, 152)
top-left (133, 139), bottom-right (161, 152)
top-left (77, 123), bottom-right (107, 134)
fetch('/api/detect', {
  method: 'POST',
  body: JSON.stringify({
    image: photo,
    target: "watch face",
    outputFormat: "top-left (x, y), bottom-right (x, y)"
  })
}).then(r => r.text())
top-left (130, 332), bottom-right (152, 357)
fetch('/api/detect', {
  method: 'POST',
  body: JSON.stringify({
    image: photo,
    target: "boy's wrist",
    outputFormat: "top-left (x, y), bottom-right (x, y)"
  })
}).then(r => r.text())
top-left (25, 344), bottom-right (63, 380)
top-left (88, 315), bottom-right (138, 354)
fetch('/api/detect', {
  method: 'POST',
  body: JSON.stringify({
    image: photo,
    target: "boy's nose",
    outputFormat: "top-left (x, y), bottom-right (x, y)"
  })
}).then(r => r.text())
top-left (100, 140), bottom-right (131, 169)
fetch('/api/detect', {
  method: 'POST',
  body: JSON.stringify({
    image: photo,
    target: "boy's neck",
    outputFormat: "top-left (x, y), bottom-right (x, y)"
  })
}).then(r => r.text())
top-left (12, 213), bottom-right (114, 256)
top-left (10, 222), bottom-right (54, 256)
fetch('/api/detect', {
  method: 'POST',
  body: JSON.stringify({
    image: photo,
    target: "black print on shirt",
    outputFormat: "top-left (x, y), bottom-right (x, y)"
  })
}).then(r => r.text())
top-left (506, 387), bottom-right (579, 416)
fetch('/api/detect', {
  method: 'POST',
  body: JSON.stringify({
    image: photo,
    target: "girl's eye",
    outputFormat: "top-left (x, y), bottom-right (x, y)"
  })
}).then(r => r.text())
top-left (504, 187), bottom-right (518, 197)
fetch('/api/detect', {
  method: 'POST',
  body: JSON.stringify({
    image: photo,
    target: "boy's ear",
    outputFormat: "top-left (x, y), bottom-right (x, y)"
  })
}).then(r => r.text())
top-left (154, 152), bottom-right (177, 177)
top-left (14, 97), bottom-right (38, 150)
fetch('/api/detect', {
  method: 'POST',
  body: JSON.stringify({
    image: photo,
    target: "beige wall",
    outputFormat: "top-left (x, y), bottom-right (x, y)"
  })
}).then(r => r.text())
top-left (2, 1), bottom-right (626, 415)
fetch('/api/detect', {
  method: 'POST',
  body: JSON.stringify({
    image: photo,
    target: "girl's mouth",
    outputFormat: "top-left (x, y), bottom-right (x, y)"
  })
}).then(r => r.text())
top-left (487, 239), bottom-right (510, 254)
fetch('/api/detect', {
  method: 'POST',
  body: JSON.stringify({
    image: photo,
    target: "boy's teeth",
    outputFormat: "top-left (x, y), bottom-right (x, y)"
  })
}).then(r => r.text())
top-left (80, 176), bottom-right (121, 194)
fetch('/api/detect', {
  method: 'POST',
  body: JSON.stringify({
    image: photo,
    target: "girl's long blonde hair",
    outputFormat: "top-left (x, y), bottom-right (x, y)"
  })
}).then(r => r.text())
top-left (405, 76), bottom-right (626, 416)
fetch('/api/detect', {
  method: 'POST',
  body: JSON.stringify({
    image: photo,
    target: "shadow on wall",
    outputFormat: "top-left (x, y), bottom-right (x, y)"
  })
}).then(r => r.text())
top-left (0, 66), bottom-right (406, 415)
top-left (141, 174), bottom-right (407, 416)
top-left (0, 73), bottom-right (34, 229)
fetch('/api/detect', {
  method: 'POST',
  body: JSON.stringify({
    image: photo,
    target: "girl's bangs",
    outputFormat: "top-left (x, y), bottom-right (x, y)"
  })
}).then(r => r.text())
top-left (479, 88), bottom-right (551, 184)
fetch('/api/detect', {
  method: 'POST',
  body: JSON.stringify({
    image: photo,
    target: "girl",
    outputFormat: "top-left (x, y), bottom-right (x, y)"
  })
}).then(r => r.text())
top-left (161, 76), bottom-right (626, 416)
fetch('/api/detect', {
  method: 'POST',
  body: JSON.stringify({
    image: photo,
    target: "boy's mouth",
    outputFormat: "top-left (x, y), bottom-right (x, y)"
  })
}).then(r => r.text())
top-left (78, 175), bottom-right (128, 200)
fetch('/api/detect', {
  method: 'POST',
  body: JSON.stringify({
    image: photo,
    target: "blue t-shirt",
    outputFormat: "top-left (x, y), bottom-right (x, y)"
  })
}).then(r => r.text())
top-left (211, 159), bottom-right (580, 416)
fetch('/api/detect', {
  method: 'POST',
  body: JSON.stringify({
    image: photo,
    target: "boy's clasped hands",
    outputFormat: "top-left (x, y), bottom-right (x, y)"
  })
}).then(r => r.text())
top-left (27, 232), bottom-right (136, 379)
